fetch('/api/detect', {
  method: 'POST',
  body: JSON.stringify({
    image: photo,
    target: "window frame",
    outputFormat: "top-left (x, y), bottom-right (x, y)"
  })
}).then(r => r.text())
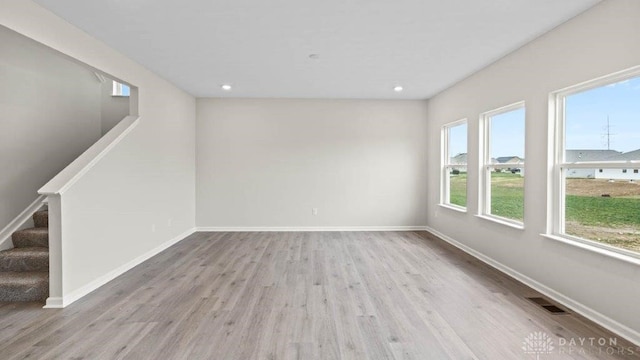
top-left (478, 101), bottom-right (526, 227)
top-left (112, 80), bottom-right (130, 97)
top-left (440, 118), bottom-right (468, 211)
top-left (550, 66), bottom-right (640, 260)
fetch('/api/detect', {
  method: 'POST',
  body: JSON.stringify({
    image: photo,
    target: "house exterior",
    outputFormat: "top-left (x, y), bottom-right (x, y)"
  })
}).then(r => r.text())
top-left (495, 156), bottom-right (524, 165)
top-left (595, 149), bottom-right (640, 180)
top-left (493, 156), bottom-right (524, 175)
top-left (565, 150), bottom-right (621, 178)
top-left (564, 149), bottom-right (640, 180)
top-left (449, 153), bottom-right (467, 171)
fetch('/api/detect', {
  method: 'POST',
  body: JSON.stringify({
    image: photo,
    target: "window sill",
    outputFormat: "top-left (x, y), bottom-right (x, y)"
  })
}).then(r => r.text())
top-left (111, 95), bottom-right (130, 98)
top-left (475, 214), bottom-right (524, 230)
top-left (541, 233), bottom-right (640, 266)
top-left (438, 203), bottom-right (467, 213)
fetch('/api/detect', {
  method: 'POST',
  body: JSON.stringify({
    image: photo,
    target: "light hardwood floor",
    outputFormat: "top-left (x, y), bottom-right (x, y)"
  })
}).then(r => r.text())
top-left (0, 231), bottom-right (638, 359)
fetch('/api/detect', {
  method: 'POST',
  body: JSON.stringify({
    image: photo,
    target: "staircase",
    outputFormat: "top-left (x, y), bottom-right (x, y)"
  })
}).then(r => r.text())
top-left (0, 210), bottom-right (49, 302)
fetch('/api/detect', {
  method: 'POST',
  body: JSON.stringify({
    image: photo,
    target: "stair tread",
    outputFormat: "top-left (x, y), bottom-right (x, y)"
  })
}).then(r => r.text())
top-left (0, 271), bottom-right (48, 285)
top-left (33, 210), bottom-right (48, 227)
top-left (0, 247), bottom-right (49, 272)
top-left (12, 227), bottom-right (49, 248)
top-left (0, 272), bottom-right (48, 302)
top-left (0, 247), bottom-right (48, 259)
top-left (14, 227), bottom-right (48, 235)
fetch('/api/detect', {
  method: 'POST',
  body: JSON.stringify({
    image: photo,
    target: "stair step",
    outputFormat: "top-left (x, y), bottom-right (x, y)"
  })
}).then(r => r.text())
top-left (33, 210), bottom-right (48, 228)
top-left (0, 272), bottom-right (48, 302)
top-left (12, 228), bottom-right (48, 248)
top-left (0, 248), bottom-right (49, 272)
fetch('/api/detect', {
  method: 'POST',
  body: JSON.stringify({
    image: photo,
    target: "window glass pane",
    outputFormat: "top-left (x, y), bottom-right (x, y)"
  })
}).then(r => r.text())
top-left (489, 107), bottom-right (525, 163)
top-left (565, 169), bottom-right (640, 253)
top-left (112, 80), bottom-right (131, 97)
top-left (565, 76), bottom-right (640, 160)
top-left (444, 122), bottom-right (467, 208)
top-left (489, 167), bottom-right (524, 221)
top-left (563, 76), bottom-right (640, 254)
top-left (448, 123), bottom-right (467, 161)
top-left (448, 166), bottom-right (467, 207)
top-left (486, 107), bottom-right (525, 222)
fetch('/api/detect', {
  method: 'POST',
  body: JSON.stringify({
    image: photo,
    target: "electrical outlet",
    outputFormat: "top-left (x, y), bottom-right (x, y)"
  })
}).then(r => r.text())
top-left (151, 224), bottom-right (156, 232)
top-left (312, 208), bottom-right (318, 215)
top-left (168, 218), bottom-right (173, 227)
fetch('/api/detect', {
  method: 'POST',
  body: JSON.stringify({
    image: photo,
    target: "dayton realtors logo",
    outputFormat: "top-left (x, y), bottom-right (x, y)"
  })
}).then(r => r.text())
top-left (522, 332), bottom-right (637, 358)
top-left (522, 332), bottom-right (554, 359)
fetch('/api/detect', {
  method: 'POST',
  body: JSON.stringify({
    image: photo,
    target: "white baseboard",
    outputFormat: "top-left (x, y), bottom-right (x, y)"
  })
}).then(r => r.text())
top-left (196, 226), bottom-right (428, 232)
top-left (44, 227), bottom-right (196, 309)
top-left (43, 297), bottom-right (63, 309)
top-left (0, 195), bottom-right (47, 251)
top-left (424, 226), bottom-right (640, 347)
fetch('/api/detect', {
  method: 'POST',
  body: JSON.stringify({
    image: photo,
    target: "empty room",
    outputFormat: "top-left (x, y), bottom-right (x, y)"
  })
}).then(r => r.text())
top-left (1, 0), bottom-right (640, 359)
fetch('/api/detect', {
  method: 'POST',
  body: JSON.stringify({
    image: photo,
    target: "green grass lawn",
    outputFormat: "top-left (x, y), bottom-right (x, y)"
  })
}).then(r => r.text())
top-left (449, 172), bottom-right (524, 220)
top-left (566, 195), bottom-right (640, 227)
top-left (490, 172), bottom-right (524, 221)
top-left (449, 173), bottom-right (467, 207)
top-left (450, 172), bottom-right (640, 252)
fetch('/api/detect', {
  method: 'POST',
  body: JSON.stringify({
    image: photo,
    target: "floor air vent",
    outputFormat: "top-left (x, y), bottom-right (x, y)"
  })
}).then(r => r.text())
top-left (527, 297), bottom-right (568, 314)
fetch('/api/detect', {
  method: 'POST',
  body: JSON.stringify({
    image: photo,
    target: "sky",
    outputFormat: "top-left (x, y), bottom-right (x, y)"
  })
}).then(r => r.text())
top-left (448, 76), bottom-right (640, 159)
top-left (565, 76), bottom-right (640, 153)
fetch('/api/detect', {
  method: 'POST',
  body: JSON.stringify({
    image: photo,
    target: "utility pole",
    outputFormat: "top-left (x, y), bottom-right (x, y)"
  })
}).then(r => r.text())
top-left (604, 116), bottom-right (613, 150)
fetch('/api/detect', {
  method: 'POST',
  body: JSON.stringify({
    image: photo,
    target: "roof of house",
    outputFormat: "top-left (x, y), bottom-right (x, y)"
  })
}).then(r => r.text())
top-left (606, 149), bottom-right (640, 161)
top-left (565, 149), bottom-right (621, 162)
top-left (495, 156), bottom-right (523, 163)
top-left (450, 153), bottom-right (467, 164)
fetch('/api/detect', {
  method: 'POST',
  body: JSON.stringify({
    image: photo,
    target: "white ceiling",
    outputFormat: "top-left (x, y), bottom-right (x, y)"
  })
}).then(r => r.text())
top-left (33, 0), bottom-right (600, 99)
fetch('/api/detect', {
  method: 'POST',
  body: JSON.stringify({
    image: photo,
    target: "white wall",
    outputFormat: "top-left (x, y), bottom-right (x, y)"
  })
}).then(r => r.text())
top-left (597, 169), bottom-right (640, 181)
top-left (426, 0), bottom-right (640, 341)
top-left (100, 79), bottom-right (129, 135)
top-left (0, 25), bottom-right (102, 231)
top-left (0, 1), bottom-right (196, 298)
top-left (197, 99), bottom-right (428, 229)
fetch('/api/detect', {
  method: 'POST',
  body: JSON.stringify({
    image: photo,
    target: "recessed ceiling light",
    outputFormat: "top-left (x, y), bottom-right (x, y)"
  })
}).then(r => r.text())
top-left (221, 84), bottom-right (232, 91)
top-left (308, 54), bottom-right (320, 60)
top-left (393, 85), bottom-right (403, 92)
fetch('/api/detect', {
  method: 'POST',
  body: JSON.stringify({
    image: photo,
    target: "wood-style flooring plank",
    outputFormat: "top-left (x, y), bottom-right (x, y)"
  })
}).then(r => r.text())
top-left (0, 231), bottom-right (638, 360)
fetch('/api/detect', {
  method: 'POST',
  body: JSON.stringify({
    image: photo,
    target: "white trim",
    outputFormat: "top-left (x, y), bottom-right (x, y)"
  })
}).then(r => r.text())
top-left (0, 195), bottom-right (47, 250)
top-left (39, 116), bottom-right (140, 195)
top-left (425, 226), bottom-right (640, 347)
top-left (475, 214), bottom-right (524, 230)
top-left (561, 161), bottom-right (640, 169)
top-left (553, 65), bottom-right (640, 99)
top-left (438, 203), bottom-right (467, 214)
top-left (441, 119), bottom-right (468, 209)
top-left (541, 233), bottom-right (640, 266)
top-left (550, 67), bottom-right (640, 253)
top-left (43, 297), bottom-right (63, 309)
top-left (44, 227), bottom-right (197, 308)
top-left (93, 72), bottom-right (106, 83)
top-left (196, 226), bottom-right (428, 232)
top-left (478, 101), bottom-right (526, 222)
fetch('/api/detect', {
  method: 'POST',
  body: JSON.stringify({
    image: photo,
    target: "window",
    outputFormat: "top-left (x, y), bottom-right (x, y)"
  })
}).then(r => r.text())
top-left (479, 102), bottom-right (525, 225)
top-left (441, 120), bottom-right (467, 209)
top-left (112, 80), bottom-right (130, 97)
top-left (552, 69), bottom-right (640, 256)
